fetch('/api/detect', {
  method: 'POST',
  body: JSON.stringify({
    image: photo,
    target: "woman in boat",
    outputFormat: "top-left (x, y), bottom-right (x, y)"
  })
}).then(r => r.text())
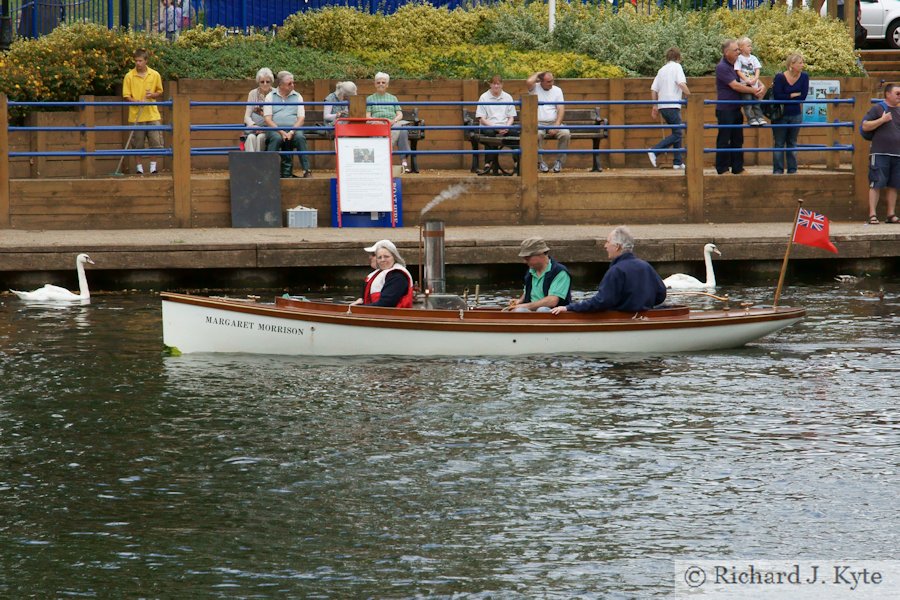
top-left (351, 240), bottom-right (414, 308)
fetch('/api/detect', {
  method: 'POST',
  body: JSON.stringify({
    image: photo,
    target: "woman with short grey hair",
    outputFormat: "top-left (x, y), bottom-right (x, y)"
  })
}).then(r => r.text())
top-left (242, 67), bottom-right (274, 152)
top-left (324, 81), bottom-right (358, 124)
top-left (366, 72), bottom-right (412, 172)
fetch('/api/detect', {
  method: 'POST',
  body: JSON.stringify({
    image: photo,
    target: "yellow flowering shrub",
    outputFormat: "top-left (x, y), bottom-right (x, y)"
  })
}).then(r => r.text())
top-left (712, 7), bottom-right (863, 76)
top-left (353, 44), bottom-right (625, 80)
top-left (0, 23), bottom-right (160, 104)
top-left (175, 24), bottom-right (267, 49)
top-left (278, 6), bottom-right (381, 51)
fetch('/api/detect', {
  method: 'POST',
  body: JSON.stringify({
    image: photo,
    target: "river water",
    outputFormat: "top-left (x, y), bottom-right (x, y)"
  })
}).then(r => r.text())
top-left (1, 282), bottom-right (897, 598)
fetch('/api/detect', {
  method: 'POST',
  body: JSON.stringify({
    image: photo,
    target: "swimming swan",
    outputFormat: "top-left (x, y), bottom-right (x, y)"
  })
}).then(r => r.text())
top-left (663, 243), bottom-right (721, 290)
top-left (11, 253), bottom-right (95, 302)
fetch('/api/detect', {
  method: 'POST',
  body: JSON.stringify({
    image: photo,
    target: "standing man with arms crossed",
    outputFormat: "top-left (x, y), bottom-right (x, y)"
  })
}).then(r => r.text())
top-left (861, 83), bottom-right (900, 224)
top-left (649, 46), bottom-right (690, 170)
top-left (715, 39), bottom-right (765, 175)
top-left (475, 75), bottom-right (517, 175)
top-left (551, 226), bottom-right (666, 315)
top-left (122, 49), bottom-right (164, 176)
top-left (526, 71), bottom-right (571, 173)
top-left (264, 71), bottom-right (311, 179)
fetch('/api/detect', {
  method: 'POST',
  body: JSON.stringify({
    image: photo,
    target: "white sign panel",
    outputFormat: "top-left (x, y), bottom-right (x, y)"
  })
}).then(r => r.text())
top-left (336, 136), bottom-right (393, 212)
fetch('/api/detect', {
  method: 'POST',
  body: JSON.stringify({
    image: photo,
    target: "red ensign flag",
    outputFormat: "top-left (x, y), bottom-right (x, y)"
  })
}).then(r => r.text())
top-left (793, 208), bottom-right (838, 254)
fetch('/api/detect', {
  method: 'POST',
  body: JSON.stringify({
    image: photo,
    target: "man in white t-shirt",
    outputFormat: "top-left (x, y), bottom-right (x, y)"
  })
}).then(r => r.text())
top-left (475, 75), bottom-right (517, 174)
top-left (526, 71), bottom-right (571, 173)
top-left (649, 46), bottom-right (691, 170)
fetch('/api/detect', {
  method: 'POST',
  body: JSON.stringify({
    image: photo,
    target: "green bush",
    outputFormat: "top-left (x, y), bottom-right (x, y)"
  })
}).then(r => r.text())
top-left (352, 43), bottom-right (625, 80)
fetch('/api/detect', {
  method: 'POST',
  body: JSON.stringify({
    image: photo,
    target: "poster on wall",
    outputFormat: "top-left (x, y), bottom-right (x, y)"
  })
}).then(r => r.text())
top-left (805, 80), bottom-right (841, 123)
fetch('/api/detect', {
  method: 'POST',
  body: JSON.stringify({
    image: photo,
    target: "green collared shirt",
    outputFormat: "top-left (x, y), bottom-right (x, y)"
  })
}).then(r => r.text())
top-left (528, 259), bottom-right (571, 302)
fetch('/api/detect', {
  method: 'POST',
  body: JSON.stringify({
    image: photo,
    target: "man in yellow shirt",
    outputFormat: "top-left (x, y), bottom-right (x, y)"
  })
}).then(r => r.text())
top-left (122, 49), bottom-right (164, 175)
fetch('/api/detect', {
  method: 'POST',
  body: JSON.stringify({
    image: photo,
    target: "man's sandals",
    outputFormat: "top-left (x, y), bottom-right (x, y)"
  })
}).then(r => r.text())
top-left (887, 214), bottom-right (900, 224)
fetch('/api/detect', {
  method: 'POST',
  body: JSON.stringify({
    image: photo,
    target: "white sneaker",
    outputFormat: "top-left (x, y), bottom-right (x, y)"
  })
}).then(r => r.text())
top-left (135, 164), bottom-right (144, 175)
top-left (647, 152), bottom-right (657, 168)
top-left (149, 161), bottom-right (158, 174)
top-left (673, 164), bottom-right (685, 170)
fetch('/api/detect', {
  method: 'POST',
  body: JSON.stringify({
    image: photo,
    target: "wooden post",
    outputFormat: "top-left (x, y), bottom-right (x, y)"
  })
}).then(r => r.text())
top-left (846, 0), bottom-right (857, 36)
top-left (462, 79), bottom-right (480, 171)
top-left (609, 78), bottom-right (625, 168)
top-left (0, 94), bottom-right (10, 228)
top-left (29, 112), bottom-right (46, 178)
top-left (172, 94), bottom-right (192, 228)
top-left (80, 95), bottom-right (96, 178)
top-left (519, 93), bottom-right (538, 224)
top-left (852, 91), bottom-right (873, 213)
top-left (349, 94), bottom-right (365, 118)
top-left (827, 0), bottom-right (838, 19)
top-left (685, 94), bottom-right (705, 223)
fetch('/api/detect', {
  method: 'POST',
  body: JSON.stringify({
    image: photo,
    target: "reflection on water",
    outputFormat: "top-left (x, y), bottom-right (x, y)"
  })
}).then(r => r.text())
top-left (1, 283), bottom-right (898, 597)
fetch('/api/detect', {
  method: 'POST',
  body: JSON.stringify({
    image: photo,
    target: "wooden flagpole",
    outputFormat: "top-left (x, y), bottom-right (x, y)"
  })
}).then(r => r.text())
top-left (773, 199), bottom-right (804, 308)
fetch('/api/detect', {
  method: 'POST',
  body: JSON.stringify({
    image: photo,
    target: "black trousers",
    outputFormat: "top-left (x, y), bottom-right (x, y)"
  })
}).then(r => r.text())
top-left (715, 109), bottom-right (744, 174)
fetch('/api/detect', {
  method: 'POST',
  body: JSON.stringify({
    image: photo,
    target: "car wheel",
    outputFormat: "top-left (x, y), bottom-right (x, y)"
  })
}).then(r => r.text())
top-left (889, 21), bottom-right (900, 50)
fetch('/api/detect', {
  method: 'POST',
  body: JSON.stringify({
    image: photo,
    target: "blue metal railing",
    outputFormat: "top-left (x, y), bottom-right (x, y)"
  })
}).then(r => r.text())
top-left (2, 96), bottom-right (857, 168)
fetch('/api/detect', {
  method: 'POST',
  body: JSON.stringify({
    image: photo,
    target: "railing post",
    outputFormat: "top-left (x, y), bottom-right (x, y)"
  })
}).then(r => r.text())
top-left (172, 95), bottom-right (192, 228)
top-left (80, 95), bottom-right (96, 178)
top-left (845, 0), bottom-right (856, 35)
top-left (0, 94), bottom-right (10, 228)
top-left (609, 78), bottom-right (625, 168)
top-left (852, 91), bottom-right (872, 213)
top-left (313, 79), bottom-right (331, 171)
top-left (520, 93), bottom-right (538, 224)
top-left (685, 94), bottom-right (705, 223)
top-left (462, 78), bottom-right (480, 171)
top-left (29, 112), bottom-right (46, 178)
top-left (349, 95), bottom-right (366, 118)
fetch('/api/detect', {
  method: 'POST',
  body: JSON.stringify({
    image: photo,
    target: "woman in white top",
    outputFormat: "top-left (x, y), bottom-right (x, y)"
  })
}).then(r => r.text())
top-left (243, 68), bottom-right (274, 152)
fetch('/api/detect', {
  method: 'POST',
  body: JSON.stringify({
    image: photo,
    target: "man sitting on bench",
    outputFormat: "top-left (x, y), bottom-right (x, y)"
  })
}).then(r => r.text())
top-left (527, 71), bottom-right (571, 173)
top-left (475, 75), bottom-right (517, 175)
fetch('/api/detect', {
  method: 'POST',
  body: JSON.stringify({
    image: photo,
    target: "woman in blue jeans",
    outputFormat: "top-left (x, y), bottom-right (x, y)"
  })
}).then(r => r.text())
top-left (771, 53), bottom-right (809, 174)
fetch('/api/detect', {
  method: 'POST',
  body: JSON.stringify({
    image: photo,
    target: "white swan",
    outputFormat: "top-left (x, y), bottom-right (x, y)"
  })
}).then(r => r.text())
top-left (663, 243), bottom-right (721, 290)
top-left (10, 253), bottom-right (95, 302)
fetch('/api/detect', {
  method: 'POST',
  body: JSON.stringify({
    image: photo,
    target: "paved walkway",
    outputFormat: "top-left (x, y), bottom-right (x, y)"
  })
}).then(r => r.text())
top-left (0, 222), bottom-right (896, 272)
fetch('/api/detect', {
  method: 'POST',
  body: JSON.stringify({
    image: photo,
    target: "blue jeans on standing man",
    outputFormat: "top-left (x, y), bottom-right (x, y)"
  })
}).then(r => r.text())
top-left (652, 108), bottom-right (684, 167)
top-left (772, 113), bottom-right (802, 174)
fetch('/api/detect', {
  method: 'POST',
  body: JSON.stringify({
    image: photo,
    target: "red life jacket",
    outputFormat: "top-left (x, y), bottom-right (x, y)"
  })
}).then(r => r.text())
top-left (363, 265), bottom-right (414, 308)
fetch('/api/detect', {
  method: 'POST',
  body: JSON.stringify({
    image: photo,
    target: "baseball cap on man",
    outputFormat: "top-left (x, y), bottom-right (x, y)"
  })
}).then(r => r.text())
top-left (518, 237), bottom-right (550, 257)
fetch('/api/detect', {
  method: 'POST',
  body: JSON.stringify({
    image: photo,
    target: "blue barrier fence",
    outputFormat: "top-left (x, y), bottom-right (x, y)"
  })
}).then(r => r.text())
top-left (3, 97), bottom-right (856, 169)
top-left (1, 0), bottom-right (794, 39)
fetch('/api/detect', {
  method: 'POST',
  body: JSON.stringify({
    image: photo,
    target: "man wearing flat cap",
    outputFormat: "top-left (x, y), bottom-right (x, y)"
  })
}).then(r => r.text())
top-left (509, 237), bottom-right (572, 312)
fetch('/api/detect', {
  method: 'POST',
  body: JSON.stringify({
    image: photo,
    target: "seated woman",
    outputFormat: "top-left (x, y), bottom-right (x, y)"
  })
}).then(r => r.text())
top-left (351, 239), bottom-right (414, 308)
top-left (365, 72), bottom-right (412, 172)
top-left (324, 81), bottom-right (357, 124)
top-left (242, 67), bottom-right (274, 152)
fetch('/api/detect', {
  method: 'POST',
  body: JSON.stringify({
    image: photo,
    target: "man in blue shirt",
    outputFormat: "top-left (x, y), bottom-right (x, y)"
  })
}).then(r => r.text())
top-left (263, 70), bottom-right (311, 178)
top-left (715, 39), bottom-right (766, 175)
top-left (508, 237), bottom-right (572, 312)
top-left (551, 226), bottom-right (666, 315)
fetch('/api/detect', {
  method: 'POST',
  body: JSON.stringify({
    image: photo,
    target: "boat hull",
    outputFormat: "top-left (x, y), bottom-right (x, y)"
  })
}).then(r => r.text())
top-left (161, 293), bottom-right (805, 357)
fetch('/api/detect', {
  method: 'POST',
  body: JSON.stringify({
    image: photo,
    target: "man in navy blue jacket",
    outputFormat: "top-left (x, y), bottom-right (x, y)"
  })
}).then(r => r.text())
top-left (551, 226), bottom-right (666, 315)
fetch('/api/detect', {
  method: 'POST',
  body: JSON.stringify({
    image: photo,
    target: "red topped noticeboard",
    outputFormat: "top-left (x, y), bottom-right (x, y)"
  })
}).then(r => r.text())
top-left (334, 117), bottom-right (396, 227)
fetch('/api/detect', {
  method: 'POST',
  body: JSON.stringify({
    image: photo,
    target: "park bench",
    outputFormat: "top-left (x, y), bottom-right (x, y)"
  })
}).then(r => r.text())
top-left (241, 108), bottom-right (424, 172)
top-left (463, 108), bottom-right (609, 175)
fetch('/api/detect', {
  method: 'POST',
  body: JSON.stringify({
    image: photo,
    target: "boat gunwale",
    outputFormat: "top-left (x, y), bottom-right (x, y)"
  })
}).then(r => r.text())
top-left (161, 292), bottom-right (807, 334)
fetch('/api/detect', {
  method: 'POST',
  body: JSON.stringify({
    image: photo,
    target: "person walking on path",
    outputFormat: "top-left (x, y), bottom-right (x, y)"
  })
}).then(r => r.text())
top-left (649, 46), bottom-right (690, 170)
top-left (122, 48), bottom-right (164, 176)
top-left (861, 83), bottom-right (900, 224)
top-left (715, 39), bottom-right (765, 175)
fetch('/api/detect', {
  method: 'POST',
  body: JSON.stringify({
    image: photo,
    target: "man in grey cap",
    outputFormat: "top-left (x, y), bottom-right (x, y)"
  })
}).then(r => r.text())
top-left (508, 237), bottom-right (572, 312)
